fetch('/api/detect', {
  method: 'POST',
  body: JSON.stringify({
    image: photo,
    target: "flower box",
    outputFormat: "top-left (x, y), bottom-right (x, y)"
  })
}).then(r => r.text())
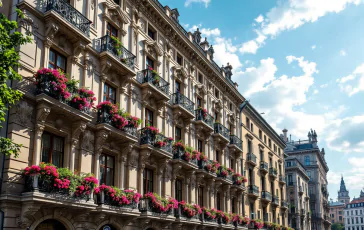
top-left (34, 68), bottom-right (70, 101)
top-left (94, 185), bottom-right (140, 209)
top-left (140, 193), bottom-right (178, 215)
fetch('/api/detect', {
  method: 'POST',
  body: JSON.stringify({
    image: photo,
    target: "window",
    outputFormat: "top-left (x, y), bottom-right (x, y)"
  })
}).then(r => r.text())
top-left (145, 108), bottom-right (153, 127)
top-left (143, 168), bottom-right (153, 194)
top-left (250, 123), bottom-right (254, 132)
top-left (229, 124), bottom-right (233, 135)
top-left (146, 56), bottom-right (154, 69)
top-left (229, 103), bottom-right (233, 111)
top-left (215, 112), bottom-right (218, 122)
top-left (231, 197), bottom-right (236, 213)
top-left (264, 135), bottom-right (267, 144)
top-left (175, 81), bottom-right (181, 93)
top-left (41, 132), bottom-right (64, 168)
top-left (268, 139), bottom-right (272, 148)
top-left (176, 53), bottom-right (183, 65)
top-left (215, 89), bottom-right (219, 98)
top-left (106, 23), bottom-right (118, 37)
top-left (198, 74), bottom-right (203, 83)
top-left (148, 26), bottom-right (155, 40)
top-left (198, 186), bottom-right (204, 207)
top-left (246, 117), bottom-right (250, 128)
top-left (288, 175), bottom-right (293, 184)
top-left (49, 49), bottom-right (66, 72)
top-left (247, 140), bottom-right (252, 153)
top-left (175, 179), bottom-right (183, 202)
top-left (230, 159), bottom-right (235, 170)
top-left (113, 0), bottom-right (120, 5)
top-left (216, 192), bottom-right (221, 210)
top-left (197, 97), bottom-right (202, 108)
top-left (259, 130), bottom-right (262, 140)
top-left (197, 139), bottom-right (203, 153)
top-left (260, 150), bottom-right (264, 161)
top-left (175, 127), bottom-right (182, 142)
top-left (99, 153), bottom-right (115, 186)
top-left (273, 144), bottom-right (277, 152)
top-left (278, 148), bottom-right (281, 156)
top-left (216, 150), bottom-right (220, 162)
top-left (103, 83), bottom-right (116, 104)
top-left (304, 156), bottom-right (310, 166)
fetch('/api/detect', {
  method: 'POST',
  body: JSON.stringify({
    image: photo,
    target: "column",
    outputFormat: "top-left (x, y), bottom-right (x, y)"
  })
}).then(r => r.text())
top-left (156, 171), bottom-right (162, 194)
top-left (69, 138), bottom-right (78, 171)
top-left (43, 39), bottom-right (52, 68)
top-left (32, 124), bottom-right (44, 165)
top-left (184, 177), bottom-right (189, 202)
top-left (119, 153), bottom-right (126, 189)
top-left (93, 150), bottom-right (100, 180)
top-left (171, 178), bottom-right (176, 198)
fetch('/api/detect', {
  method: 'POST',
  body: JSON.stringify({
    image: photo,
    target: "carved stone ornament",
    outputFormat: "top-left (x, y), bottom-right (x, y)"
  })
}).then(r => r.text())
top-left (172, 65), bottom-right (188, 82)
top-left (19, 10), bottom-right (38, 35)
top-left (15, 101), bottom-right (33, 126)
top-left (36, 106), bottom-right (51, 124)
top-left (128, 150), bottom-right (139, 168)
top-left (81, 130), bottom-right (95, 151)
top-left (45, 22), bottom-right (59, 40)
top-left (142, 39), bottom-right (163, 61)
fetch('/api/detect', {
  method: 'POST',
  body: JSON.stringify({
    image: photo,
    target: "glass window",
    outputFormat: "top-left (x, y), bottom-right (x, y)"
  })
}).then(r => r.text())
top-left (148, 26), bottom-right (155, 40)
top-left (175, 179), bottom-right (183, 202)
top-left (175, 81), bottom-right (181, 94)
top-left (197, 97), bottom-right (202, 108)
top-left (215, 112), bottom-right (218, 122)
top-left (250, 123), bottom-right (254, 132)
top-left (49, 49), bottom-right (66, 72)
top-left (198, 186), bottom-right (204, 207)
top-left (146, 56), bottom-right (154, 69)
top-left (259, 130), bottom-right (262, 140)
top-left (260, 150), bottom-right (264, 161)
top-left (216, 150), bottom-right (219, 162)
top-left (264, 135), bottom-right (267, 144)
top-left (231, 197), bottom-right (236, 213)
top-left (268, 139), bottom-right (272, 148)
top-left (99, 153), bottom-right (114, 186)
top-left (41, 132), bottom-right (64, 168)
top-left (197, 139), bottom-right (203, 153)
top-left (216, 192), bottom-right (221, 210)
top-left (176, 53), bottom-right (183, 65)
top-left (175, 127), bottom-right (182, 142)
top-left (106, 23), bottom-right (118, 37)
top-left (143, 168), bottom-right (153, 194)
top-left (145, 108), bottom-right (153, 127)
top-left (103, 83), bottom-right (116, 104)
top-left (246, 117), bottom-right (250, 127)
top-left (198, 74), bottom-right (203, 83)
top-left (305, 156), bottom-right (310, 166)
top-left (215, 89), bottom-right (219, 98)
top-left (230, 158), bottom-right (234, 170)
top-left (247, 140), bottom-right (252, 153)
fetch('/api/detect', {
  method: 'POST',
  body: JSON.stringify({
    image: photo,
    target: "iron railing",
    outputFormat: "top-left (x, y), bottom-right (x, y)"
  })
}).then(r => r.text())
top-left (261, 191), bottom-right (272, 201)
top-left (137, 69), bottom-right (170, 95)
top-left (247, 153), bottom-right (257, 164)
top-left (173, 145), bottom-right (198, 166)
top-left (170, 92), bottom-right (195, 114)
top-left (272, 196), bottom-right (279, 205)
top-left (97, 107), bottom-right (137, 136)
top-left (279, 175), bottom-right (286, 183)
top-left (195, 108), bottom-right (213, 128)
top-left (139, 198), bottom-right (173, 215)
top-left (139, 128), bottom-right (173, 154)
top-left (247, 185), bottom-right (259, 195)
top-left (46, 0), bottom-right (91, 36)
top-left (260, 161), bottom-right (268, 171)
top-left (281, 200), bottom-right (288, 208)
top-left (269, 167), bottom-right (278, 177)
top-left (214, 123), bottom-right (230, 140)
top-left (98, 34), bottom-right (136, 69)
top-left (230, 135), bottom-right (242, 150)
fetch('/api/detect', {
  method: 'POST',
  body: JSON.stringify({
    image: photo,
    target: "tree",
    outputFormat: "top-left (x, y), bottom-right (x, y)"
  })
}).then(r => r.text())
top-left (331, 223), bottom-right (344, 230)
top-left (0, 9), bottom-right (31, 157)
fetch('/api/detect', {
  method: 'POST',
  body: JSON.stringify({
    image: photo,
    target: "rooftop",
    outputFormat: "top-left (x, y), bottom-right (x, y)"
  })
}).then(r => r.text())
top-left (329, 201), bottom-right (345, 207)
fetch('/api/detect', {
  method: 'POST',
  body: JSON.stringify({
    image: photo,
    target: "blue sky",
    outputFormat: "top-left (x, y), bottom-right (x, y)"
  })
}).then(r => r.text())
top-left (160, 0), bottom-right (364, 201)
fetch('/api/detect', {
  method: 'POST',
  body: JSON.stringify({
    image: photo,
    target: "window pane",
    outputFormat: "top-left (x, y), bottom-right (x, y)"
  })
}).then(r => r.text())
top-left (106, 168), bottom-right (113, 186)
top-left (107, 156), bottom-right (114, 168)
top-left (57, 56), bottom-right (66, 70)
top-left (41, 133), bottom-right (51, 163)
top-left (49, 50), bottom-right (55, 63)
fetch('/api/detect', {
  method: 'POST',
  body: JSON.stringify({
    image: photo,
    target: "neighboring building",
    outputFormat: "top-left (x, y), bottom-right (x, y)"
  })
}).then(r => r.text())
top-left (352, 190), bottom-right (364, 203)
top-left (344, 200), bottom-right (364, 230)
top-left (338, 176), bottom-right (351, 204)
top-left (241, 102), bottom-right (288, 225)
top-left (0, 0), bottom-right (289, 230)
top-left (285, 156), bottom-right (311, 230)
top-left (329, 200), bottom-right (345, 224)
top-left (283, 129), bottom-right (331, 230)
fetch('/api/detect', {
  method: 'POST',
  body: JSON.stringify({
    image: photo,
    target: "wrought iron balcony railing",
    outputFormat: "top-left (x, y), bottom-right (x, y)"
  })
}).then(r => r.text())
top-left (173, 145), bottom-right (198, 166)
top-left (269, 167), bottom-right (278, 177)
top-left (139, 128), bottom-right (173, 154)
top-left (279, 175), bottom-right (286, 183)
top-left (230, 135), bottom-right (242, 150)
top-left (137, 69), bottom-right (170, 95)
top-left (247, 185), bottom-right (259, 195)
top-left (97, 107), bottom-right (137, 136)
top-left (260, 161), bottom-right (268, 171)
top-left (46, 0), bottom-right (91, 36)
top-left (261, 191), bottom-right (272, 201)
top-left (195, 108), bottom-right (213, 128)
top-left (170, 92), bottom-right (195, 114)
top-left (288, 181), bottom-right (294, 186)
top-left (281, 200), bottom-right (288, 208)
top-left (214, 123), bottom-right (230, 140)
top-left (247, 153), bottom-right (257, 164)
top-left (98, 34), bottom-right (136, 69)
top-left (272, 195), bottom-right (279, 205)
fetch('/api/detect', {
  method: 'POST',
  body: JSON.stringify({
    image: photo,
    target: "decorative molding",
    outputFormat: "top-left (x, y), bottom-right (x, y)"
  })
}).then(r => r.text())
top-left (15, 101), bottom-right (33, 127)
top-left (81, 130), bottom-right (94, 152)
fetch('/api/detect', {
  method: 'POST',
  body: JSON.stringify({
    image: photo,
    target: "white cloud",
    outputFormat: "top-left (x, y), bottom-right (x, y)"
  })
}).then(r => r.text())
top-left (313, 89), bottom-right (319, 94)
top-left (240, 0), bottom-right (362, 54)
top-left (320, 83), bottom-right (329, 88)
top-left (340, 49), bottom-right (347, 56)
top-left (328, 159), bottom-right (364, 191)
top-left (184, 0), bottom-right (210, 7)
top-left (200, 28), bottom-right (221, 37)
top-left (337, 63), bottom-right (364, 96)
top-left (326, 115), bottom-right (364, 153)
top-left (255, 15), bottom-right (264, 23)
top-left (311, 45), bottom-right (316, 50)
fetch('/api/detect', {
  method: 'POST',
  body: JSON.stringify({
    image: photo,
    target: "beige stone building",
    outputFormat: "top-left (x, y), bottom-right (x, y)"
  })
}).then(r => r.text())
top-left (0, 0), bottom-right (288, 229)
top-left (241, 102), bottom-right (288, 226)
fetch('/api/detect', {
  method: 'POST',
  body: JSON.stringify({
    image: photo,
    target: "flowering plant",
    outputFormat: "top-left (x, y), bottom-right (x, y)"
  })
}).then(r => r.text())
top-left (111, 113), bottom-right (129, 129)
top-left (198, 107), bottom-right (208, 118)
top-left (235, 215), bottom-right (250, 225)
top-left (202, 207), bottom-right (217, 220)
top-left (144, 192), bottom-right (178, 213)
top-left (183, 151), bottom-right (192, 162)
top-left (206, 160), bottom-right (220, 173)
top-left (233, 173), bottom-right (247, 185)
top-left (218, 166), bottom-right (229, 177)
top-left (127, 115), bottom-right (142, 128)
top-left (166, 137), bottom-right (174, 142)
top-left (227, 167), bottom-right (234, 175)
top-left (199, 152), bottom-right (208, 162)
top-left (173, 141), bottom-right (185, 150)
top-left (222, 212), bottom-right (232, 224)
top-left (34, 68), bottom-right (70, 100)
top-left (192, 150), bottom-right (201, 160)
top-left (23, 165), bottom-right (41, 176)
top-left (145, 125), bottom-right (159, 135)
top-left (69, 88), bottom-right (96, 111)
top-left (97, 101), bottom-right (118, 114)
top-left (110, 35), bottom-right (123, 56)
top-left (179, 201), bottom-right (202, 218)
top-left (252, 219), bottom-right (264, 229)
top-left (155, 141), bottom-right (167, 148)
top-left (148, 66), bottom-right (159, 76)
top-left (74, 175), bottom-right (98, 200)
top-left (94, 185), bottom-right (141, 206)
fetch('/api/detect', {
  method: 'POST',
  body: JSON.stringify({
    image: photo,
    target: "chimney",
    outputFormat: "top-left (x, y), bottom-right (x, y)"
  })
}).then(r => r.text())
top-left (282, 128), bottom-right (288, 142)
top-left (200, 37), bottom-right (209, 51)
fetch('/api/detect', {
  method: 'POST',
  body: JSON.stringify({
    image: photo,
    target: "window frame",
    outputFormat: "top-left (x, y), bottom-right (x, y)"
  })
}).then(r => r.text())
top-left (48, 49), bottom-right (67, 72)
top-left (106, 22), bottom-right (118, 37)
top-left (99, 153), bottom-right (115, 186)
top-left (197, 139), bottom-right (203, 153)
top-left (147, 25), bottom-right (156, 40)
top-left (145, 108), bottom-right (154, 127)
top-left (198, 186), bottom-right (204, 207)
top-left (175, 179), bottom-right (183, 202)
top-left (41, 131), bottom-right (64, 168)
top-left (175, 127), bottom-right (182, 142)
top-left (103, 83), bottom-right (116, 104)
top-left (176, 53), bottom-right (183, 66)
top-left (143, 168), bottom-right (154, 195)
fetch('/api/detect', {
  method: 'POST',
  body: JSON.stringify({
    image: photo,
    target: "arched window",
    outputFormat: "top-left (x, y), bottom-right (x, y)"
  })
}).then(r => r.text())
top-left (35, 219), bottom-right (66, 230)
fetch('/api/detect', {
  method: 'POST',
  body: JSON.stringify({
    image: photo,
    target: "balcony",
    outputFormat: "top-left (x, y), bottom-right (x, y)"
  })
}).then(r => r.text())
top-left (287, 181), bottom-right (294, 186)
top-left (97, 35), bottom-right (136, 74)
top-left (269, 167), bottom-right (278, 179)
top-left (228, 135), bottom-right (243, 153)
top-left (44, 0), bottom-right (92, 42)
top-left (174, 204), bottom-right (201, 223)
top-left (281, 200), bottom-right (288, 209)
top-left (301, 209), bottom-right (306, 217)
top-left (272, 195), bottom-right (279, 206)
top-left (197, 159), bottom-right (217, 178)
top-left (261, 191), bottom-right (272, 203)
top-left (309, 193), bottom-right (316, 201)
top-left (279, 175), bottom-right (286, 185)
top-left (213, 123), bottom-right (230, 145)
top-left (137, 69), bottom-right (170, 102)
top-left (299, 186), bottom-right (304, 196)
top-left (216, 167), bottom-right (233, 185)
top-left (139, 198), bottom-right (175, 219)
top-left (194, 108), bottom-right (214, 133)
top-left (170, 92), bottom-right (195, 119)
top-left (246, 153), bottom-right (257, 166)
top-left (172, 145), bottom-right (198, 170)
top-left (247, 185), bottom-right (259, 199)
top-left (139, 128), bottom-right (173, 158)
top-left (259, 161), bottom-right (268, 174)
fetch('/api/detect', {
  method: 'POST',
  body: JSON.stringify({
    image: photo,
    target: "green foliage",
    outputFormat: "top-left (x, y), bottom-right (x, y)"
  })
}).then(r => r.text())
top-left (110, 36), bottom-right (123, 56)
top-left (0, 9), bottom-right (31, 157)
top-left (331, 223), bottom-right (344, 230)
top-left (66, 78), bottom-right (79, 94)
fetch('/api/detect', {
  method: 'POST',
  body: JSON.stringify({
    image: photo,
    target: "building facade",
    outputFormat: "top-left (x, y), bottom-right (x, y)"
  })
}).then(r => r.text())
top-left (285, 156), bottom-right (311, 230)
top-left (338, 176), bottom-right (351, 204)
top-left (283, 129), bottom-right (331, 230)
top-left (344, 201), bottom-right (364, 230)
top-left (0, 0), bottom-right (289, 229)
top-left (329, 201), bottom-right (345, 225)
top-left (241, 102), bottom-right (288, 226)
